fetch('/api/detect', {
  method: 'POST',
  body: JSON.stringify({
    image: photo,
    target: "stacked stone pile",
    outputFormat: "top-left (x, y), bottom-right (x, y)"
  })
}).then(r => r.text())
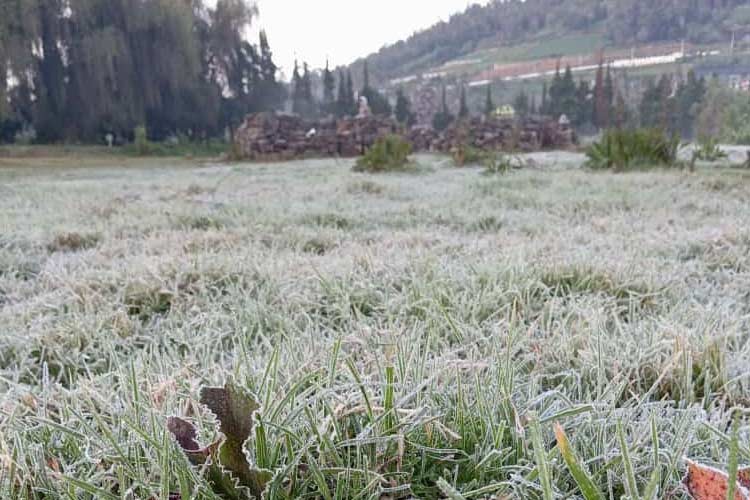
top-left (234, 112), bottom-right (399, 160)
top-left (234, 112), bottom-right (574, 160)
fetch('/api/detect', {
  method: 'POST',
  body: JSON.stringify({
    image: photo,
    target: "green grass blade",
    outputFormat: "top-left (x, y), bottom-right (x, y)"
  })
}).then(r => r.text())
top-left (529, 416), bottom-right (554, 500)
top-left (617, 420), bottom-right (639, 500)
top-left (554, 423), bottom-right (604, 500)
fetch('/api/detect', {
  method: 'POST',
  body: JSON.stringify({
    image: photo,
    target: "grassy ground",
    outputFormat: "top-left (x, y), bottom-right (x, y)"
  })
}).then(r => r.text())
top-left (1, 153), bottom-right (749, 498)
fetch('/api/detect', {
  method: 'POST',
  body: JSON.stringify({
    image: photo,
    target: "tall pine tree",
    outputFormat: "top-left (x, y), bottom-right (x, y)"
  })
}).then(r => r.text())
top-left (322, 60), bottom-right (336, 116)
top-left (458, 85), bottom-right (469, 119)
top-left (484, 85), bottom-right (495, 116)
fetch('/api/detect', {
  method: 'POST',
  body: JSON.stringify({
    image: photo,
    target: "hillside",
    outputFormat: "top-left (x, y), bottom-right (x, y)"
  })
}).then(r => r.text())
top-left (351, 0), bottom-right (750, 85)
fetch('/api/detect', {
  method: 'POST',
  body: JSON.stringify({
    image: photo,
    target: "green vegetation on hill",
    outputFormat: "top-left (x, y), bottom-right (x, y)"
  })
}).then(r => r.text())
top-left (352, 0), bottom-right (750, 82)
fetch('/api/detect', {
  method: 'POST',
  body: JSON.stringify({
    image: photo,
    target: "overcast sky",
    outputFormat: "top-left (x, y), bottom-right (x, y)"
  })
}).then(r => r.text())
top-left (252, 0), bottom-right (489, 76)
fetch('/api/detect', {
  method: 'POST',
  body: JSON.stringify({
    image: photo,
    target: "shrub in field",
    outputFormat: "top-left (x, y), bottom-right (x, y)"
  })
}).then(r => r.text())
top-left (134, 125), bottom-right (151, 156)
top-left (353, 134), bottom-right (413, 173)
top-left (483, 152), bottom-right (523, 175)
top-left (585, 128), bottom-right (680, 171)
top-left (693, 136), bottom-right (728, 162)
top-left (451, 143), bottom-right (485, 167)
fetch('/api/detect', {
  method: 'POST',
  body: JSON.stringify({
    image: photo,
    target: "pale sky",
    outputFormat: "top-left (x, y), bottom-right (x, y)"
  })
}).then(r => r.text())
top-left (252, 0), bottom-right (489, 76)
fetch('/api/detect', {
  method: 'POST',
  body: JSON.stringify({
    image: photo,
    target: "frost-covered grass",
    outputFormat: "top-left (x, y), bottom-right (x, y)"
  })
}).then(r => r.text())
top-left (0, 154), bottom-right (749, 498)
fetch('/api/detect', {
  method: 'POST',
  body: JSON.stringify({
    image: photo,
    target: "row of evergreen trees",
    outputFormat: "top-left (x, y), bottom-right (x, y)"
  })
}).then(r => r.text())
top-left (290, 61), bottom-right (404, 122)
top-left (529, 61), bottom-right (708, 137)
top-left (430, 60), bottom-right (710, 138)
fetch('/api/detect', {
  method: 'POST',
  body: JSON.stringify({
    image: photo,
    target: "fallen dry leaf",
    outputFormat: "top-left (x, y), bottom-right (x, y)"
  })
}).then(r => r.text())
top-left (168, 380), bottom-right (272, 499)
top-left (684, 459), bottom-right (750, 500)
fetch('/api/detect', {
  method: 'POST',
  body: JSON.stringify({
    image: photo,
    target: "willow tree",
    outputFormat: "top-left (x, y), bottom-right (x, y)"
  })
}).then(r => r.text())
top-left (0, 0), bottom-right (284, 143)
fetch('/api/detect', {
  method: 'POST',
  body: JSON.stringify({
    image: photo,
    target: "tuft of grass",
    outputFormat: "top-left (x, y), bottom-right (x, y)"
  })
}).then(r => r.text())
top-left (47, 232), bottom-right (101, 253)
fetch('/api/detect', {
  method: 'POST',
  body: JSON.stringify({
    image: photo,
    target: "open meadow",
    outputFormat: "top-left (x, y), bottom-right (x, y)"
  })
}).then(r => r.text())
top-left (1, 153), bottom-right (749, 498)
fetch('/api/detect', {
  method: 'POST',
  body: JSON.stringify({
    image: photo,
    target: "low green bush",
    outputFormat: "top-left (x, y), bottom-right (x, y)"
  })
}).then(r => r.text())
top-left (693, 136), bottom-right (727, 162)
top-left (134, 125), bottom-right (151, 156)
top-left (353, 134), bottom-right (414, 173)
top-left (451, 143), bottom-right (485, 167)
top-left (585, 128), bottom-right (681, 171)
top-left (483, 152), bottom-right (523, 175)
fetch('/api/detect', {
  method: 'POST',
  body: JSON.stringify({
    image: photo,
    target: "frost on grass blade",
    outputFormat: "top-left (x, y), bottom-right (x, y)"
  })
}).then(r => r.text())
top-left (168, 381), bottom-right (273, 499)
top-left (684, 459), bottom-right (750, 500)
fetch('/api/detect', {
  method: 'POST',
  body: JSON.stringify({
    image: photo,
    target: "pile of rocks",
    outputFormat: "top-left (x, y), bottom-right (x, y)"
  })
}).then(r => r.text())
top-left (233, 112), bottom-right (400, 160)
top-left (233, 112), bottom-right (574, 160)
top-left (429, 116), bottom-right (575, 153)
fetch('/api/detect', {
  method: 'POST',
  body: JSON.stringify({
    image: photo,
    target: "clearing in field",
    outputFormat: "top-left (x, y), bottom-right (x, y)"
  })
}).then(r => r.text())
top-left (1, 154), bottom-right (749, 498)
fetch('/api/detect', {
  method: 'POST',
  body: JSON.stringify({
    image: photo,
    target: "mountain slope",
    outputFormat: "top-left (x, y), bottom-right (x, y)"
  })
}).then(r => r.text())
top-left (353, 0), bottom-right (750, 84)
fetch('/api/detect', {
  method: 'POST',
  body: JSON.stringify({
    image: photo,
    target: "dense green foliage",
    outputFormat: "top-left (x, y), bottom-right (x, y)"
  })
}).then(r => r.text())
top-left (0, 0), bottom-right (285, 143)
top-left (585, 128), bottom-right (681, 170)
top-left (394, 88), bottom-right (416, 126)
top-left (353, 135), bottom-right (413, 172)
top-left (433, 86), bottom-right (455, 132)
top-left (352, 0), bottom-right (750, 81)
top-left (696, 79), bottom-right (750, 145)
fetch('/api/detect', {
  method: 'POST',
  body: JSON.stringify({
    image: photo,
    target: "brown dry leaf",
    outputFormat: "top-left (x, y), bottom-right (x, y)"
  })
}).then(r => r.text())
top-left (168, 380), bottom-right (272, 499)
top-left (152, 379), bottom-right (177, 408)
top-left (741, 468), bottom-right (750, 489)
top-left (684, 459), bottom-right (750, 500)
top-left (199, 382), bottom-right (272, 498)
top-left (46, 457), bottom-right (61, 474)
top-left (167, 416), bottom-right (220, 465)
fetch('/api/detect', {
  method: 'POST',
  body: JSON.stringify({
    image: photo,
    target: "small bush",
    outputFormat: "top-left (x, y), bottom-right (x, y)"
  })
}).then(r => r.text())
top-left (693, 136), bottom-right (727, 162)
top-left (585, 128), bottom-right (681, 171)
top-left (134, 125), bottom-right (151, 156)
top-left (483, 153), bottom-right (523, 175)
top-left (451, 143), bottom-right (485, 167)
top-left (353, 135), bottom-right (413, 173)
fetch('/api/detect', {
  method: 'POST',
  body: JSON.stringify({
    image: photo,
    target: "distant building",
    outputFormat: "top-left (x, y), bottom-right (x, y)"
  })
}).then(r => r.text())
top-left (495, 105), bottom-right (515, 118)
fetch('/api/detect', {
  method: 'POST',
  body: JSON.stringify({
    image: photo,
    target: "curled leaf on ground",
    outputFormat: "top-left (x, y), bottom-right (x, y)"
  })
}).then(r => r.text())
top-left (167, 380), bottom-right (273, 499)
top-left (684, 459), bottom-right (750, 500)
top-left (167, 416), bottom-right (220, 464)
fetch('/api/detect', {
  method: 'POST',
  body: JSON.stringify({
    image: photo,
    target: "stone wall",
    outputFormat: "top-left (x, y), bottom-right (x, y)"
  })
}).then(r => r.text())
top-left (233, 112), bottom-right (574, 160)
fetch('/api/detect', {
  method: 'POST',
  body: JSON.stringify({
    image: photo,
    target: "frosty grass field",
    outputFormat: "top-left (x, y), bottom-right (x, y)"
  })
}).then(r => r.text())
top-left (0, 152), bottom-right (749, 498)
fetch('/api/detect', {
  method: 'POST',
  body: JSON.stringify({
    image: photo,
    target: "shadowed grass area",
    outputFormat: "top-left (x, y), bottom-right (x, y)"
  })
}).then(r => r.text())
top-left (0, 154), bottom-right (749, 498)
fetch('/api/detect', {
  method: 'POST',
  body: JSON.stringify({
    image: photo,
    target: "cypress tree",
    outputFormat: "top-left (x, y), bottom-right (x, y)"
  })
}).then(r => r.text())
top-left (433, 85), bottom-right (454, 131)
top-left (346, 70), bottom-right (356, 115)
top-left (336, 70), bottom-right (348, 117)
top-left (322, 60), bottom-right (335, 116)
top-left (484, 85), bottom-right (495, 116)
top-left (395, 88), bottom-right (414, 126)
top-left (514, 89), bottom-right (529, 118)
top-left (593, 55), bottom-right (608, 129)
top-left (292, 60), bottom-right (303, 115)
top-left (459, 85), bottom-right (469, 119)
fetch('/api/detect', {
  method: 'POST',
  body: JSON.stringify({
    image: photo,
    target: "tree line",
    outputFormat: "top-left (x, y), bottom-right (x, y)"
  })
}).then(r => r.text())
top-left (289, 61), bottom-right (416, 125)
top-left (508, 61), bottom-right (711, 139)
top-left (0, 0), bottom-right (286, 143)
